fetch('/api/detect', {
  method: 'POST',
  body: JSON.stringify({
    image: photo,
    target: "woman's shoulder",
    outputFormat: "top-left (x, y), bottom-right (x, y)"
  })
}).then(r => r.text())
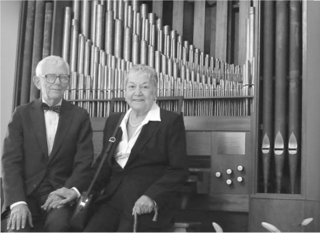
top-left (106, 112), bottom-right (124, 124)
top-left (159, 108), bottom-right (183, 122)
top-left (103, 112), bottom-right (124, 132)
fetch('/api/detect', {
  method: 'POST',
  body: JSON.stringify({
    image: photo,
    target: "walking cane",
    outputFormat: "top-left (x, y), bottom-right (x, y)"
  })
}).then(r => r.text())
top-left (133, 206), bottom-right (158, 232)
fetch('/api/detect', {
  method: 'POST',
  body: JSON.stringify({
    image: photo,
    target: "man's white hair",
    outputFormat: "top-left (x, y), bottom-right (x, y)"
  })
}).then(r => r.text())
top-left (35, 55), bottom-right (70, 76)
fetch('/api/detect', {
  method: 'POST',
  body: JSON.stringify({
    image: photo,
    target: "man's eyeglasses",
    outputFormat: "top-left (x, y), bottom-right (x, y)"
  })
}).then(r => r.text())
top-left (40, 74), bottom-right (70, 84)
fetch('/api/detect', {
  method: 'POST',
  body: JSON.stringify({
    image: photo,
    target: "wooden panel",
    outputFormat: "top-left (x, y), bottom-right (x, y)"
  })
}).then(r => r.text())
top-left (175, 209), bottom-right (248, 232)
top-left (186, 132), bottom-right (211, 155)
top-left (51, 0), bottom-right (72, 56)
top-left (184, 116), bottom-right (251, 131)
top-left (304, 1), bottom-right (320, 201)
top-left (184, 193), bottom-right (249, 212)
top-left (90, 117), bottom-right (106, 131)
top-left (210, 153), bottom-right (248, 195)
top-left (238, 0), bottom-right (250, 64)
top-left (245, 130), bottom-right (252, 192)
top-left (305, 200), bottom-right (320, 231)
top-left (91, 116), bottom-right (252, 132)
top-left (188, 168), bottom-right (211, 194)
top-left (251, 193), bottom-right (305, 200)
top-left (249, 198), bottom-right (305, 232)
top-left (183, 0), bottom-right (194, 44)
top-left (91, 118), bottom-right (106, 159)
top-left (215, 0), bottom-right (228, 61)
top-left (197, 171), bottom-right (210, 194)
top-left (92, 132), bottom-right (103, 158)
top-left (152, 0), bottom-right (163, 19)
top-left (172, 0), bottom-right (184, 36)
top-left (210, 132), bottom-right (250, 195)
top-left (193, 0), bottom-right (206, 51)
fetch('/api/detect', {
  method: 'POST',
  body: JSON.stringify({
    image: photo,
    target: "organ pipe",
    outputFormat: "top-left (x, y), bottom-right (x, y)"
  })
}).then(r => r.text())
top-left (96, 4), bottom-right (105, 50)
top-left (132, 34), bottom-right (140, 64)
top-left (274, 1), bottom-right (289, 194)
top-left (123, 27), bottom-right (132, 61)
top-left (70, 19), bottom-right (79, 72)
top-left (105, 11), bottom-right (114, 55)
top-left (20, 0), bottom-right (36, 105)
top-left (62, 7), bottom-right (71, 62)
top-left (91, 0), bottom-right (98, 45)
top-left (261, 0), bottom-right (274, 193)
top-left (42, 2), bottom-right (53, 58)
top-left (114, 19), bottom-right (123, 59)
top-left (81, 0), bottom-right (90, 39)
top-left (30, 0), bottom-right (45, 101)
top-left (288, 0), bottom-right (302, 194)
top-left (77, 34), bottom-right (85, 74)
top-left (84, 40), bottom-right (91, 76)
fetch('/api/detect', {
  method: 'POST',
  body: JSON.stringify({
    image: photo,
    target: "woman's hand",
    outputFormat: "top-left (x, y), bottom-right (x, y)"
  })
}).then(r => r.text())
top-left (132, 195), bottom-right (155, 215)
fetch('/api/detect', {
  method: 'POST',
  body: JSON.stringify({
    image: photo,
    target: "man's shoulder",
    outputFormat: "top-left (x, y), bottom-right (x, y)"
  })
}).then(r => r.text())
top-left (14, 99), bottom-right (39, 112)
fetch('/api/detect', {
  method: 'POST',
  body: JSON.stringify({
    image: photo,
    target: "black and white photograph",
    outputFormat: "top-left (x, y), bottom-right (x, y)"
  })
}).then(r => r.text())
top-left (1, 0), bottom-right (320, 232)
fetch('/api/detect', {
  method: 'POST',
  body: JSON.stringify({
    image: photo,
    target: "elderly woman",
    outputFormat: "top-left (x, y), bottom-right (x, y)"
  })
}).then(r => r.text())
top-left (84, 64), bottom-right (189, 232)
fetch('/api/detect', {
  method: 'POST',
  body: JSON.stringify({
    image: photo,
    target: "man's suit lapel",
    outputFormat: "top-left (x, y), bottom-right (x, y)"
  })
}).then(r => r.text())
top-left (49, 100), bottom-right (73, 162)
top-left (126, 121), bottom-right (159, 167)
top-left (30, 99), bottom-right (49, 157)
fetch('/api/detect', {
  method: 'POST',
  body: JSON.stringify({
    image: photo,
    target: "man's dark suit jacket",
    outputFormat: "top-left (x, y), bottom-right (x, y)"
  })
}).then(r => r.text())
top-left (94, 109), bottom-right (189, 229)
top-left (2, 98), bottom-right (94, 211)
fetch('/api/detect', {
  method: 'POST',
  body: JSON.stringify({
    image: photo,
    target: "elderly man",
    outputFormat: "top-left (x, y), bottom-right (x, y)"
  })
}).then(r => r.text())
top-left (2, 56), bottom-right (94, 232)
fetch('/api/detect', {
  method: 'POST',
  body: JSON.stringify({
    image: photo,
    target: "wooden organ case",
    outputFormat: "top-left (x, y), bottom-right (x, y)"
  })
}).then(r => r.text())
top-left (12, 0), bottom-right (320, 232)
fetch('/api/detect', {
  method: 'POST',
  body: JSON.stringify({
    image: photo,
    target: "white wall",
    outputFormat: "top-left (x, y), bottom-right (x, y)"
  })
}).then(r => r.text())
top-left (1, 1), bottom-right (21, 174)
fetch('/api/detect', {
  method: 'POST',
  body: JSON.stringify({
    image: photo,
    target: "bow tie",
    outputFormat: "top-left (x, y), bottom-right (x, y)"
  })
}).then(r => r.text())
top-left (41, 103), bottom-right (61, 114)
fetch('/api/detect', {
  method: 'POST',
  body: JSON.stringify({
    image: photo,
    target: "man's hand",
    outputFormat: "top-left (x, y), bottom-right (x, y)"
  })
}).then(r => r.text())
top-left (7, 204), bottom-right (33, 231)
top-left (41, 187), bottom-right (78, 211)
top-left (132, 195), bottom-right (155, 215)
top-left (41, 193), bottom-right (64, 212)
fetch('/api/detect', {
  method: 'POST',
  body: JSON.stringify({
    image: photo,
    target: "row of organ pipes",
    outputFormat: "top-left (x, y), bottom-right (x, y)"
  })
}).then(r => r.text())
top-left (261, 0), bottom-right (302, 195)
top-left (62, 0), bottom-right (255, 117)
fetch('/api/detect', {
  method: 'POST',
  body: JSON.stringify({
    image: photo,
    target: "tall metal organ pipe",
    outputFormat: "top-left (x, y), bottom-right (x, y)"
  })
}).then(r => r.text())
top-left (105, 11), bottom-right (114, 55)
top-left (62, 7), bottom-right (71, 63)
top-left (30, 0), bottom-right (45, 101)
top-left (274, 0), bottom-right (289, 194)
top-left (20, 1), bottom-right (36, 105)
top-left (288, 0), bottom-right (302, 194)
top-left (261, 0), bottom-right (275, 193)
